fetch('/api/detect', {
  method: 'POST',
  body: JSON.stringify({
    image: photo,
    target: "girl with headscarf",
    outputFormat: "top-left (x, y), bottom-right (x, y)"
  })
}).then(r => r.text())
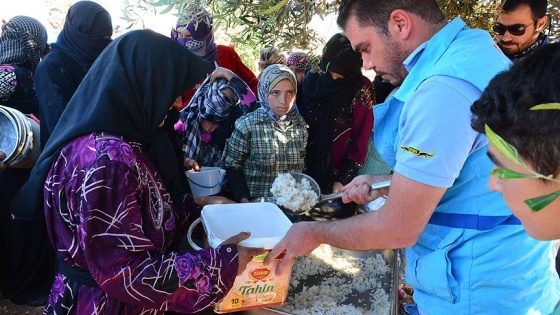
top-left (179, 66), bottom-right (256, 168)
top-left (223, 64), bottom-right (308, 202)
top-left (0, 15), bottom-right (53, 306)
top-left (285, 51), bottom-right (310, 87)
top-left (298, 33), bottom-right (374, 220)
top-left (285, 51), bottom-right (311, 108)
top-left (171, 9), bottom-right (258, 110)
top-left (258, 46), bottom-right (286, 73)
top-left (35, 1), bottom-right (113, 148)
top-left (10, 30), bottom-right (264, 314)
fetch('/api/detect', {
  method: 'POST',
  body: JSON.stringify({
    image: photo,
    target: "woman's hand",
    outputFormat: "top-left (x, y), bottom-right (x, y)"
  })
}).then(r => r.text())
top-left (209, 67), bottom-right (234, 82)
top-left (221, 232), bottom-right (267, 276)
top-left (184, 158), bottom-right (200, 171)
top-left (0, 151), bottom-right (7, 173)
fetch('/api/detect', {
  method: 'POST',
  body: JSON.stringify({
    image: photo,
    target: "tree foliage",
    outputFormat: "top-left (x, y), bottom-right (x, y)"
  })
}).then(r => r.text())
top-left (121, 0), bottom-right (559, 71)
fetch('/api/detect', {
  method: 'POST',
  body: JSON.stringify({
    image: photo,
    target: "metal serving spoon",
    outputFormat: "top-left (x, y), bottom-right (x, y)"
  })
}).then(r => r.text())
top-left (253, 172), bottom-right (391, 215)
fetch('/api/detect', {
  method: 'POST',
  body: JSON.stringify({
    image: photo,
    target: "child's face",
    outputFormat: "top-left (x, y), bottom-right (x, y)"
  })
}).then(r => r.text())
top-left (267, 79), bottom-right (295, 116)
top-left (221, 87), bottom-right (236, 103)
top-left (487, 144), bottom-right (560, 240)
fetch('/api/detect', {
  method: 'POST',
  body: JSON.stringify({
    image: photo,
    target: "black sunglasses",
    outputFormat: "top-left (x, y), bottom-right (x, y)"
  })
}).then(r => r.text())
top-left (493, 21), bottom-right (537, 36)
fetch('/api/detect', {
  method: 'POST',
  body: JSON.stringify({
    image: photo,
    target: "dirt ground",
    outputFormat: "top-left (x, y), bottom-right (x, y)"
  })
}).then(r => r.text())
top-left (0, 293), bottom-right (43, 315)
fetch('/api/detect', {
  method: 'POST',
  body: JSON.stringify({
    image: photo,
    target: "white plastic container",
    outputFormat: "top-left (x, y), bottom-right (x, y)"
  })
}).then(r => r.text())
top-left (187, 202), bottom-right (293, 313)
top-left (185, 166), bottom-right (226, 196)
top-left (198, 202), bottom-right (292, 249)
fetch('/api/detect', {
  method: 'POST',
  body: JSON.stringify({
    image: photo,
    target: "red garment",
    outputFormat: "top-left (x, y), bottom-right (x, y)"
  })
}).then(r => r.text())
top-left (328, 75), bottom-right (374, 184)
top-left (178, 45), bottom-right (258, 110)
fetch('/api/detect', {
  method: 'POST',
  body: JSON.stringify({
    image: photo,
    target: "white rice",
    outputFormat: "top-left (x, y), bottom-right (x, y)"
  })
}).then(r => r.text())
top-left (275, 244), bottom-right (392, 315)
top-left (270, 173), bottom-right (319, 212)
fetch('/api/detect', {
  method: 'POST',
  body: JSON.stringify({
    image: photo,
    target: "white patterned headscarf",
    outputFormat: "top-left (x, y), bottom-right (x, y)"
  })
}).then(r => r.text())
top-left (258, 64), bottom-right (297, 130)
top-left (0, 16), bottom-right (48, 71)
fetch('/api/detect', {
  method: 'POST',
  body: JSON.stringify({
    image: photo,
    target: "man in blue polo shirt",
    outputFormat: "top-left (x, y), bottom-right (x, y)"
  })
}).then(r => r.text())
top-left (266, 0), bottom-right (560, 313)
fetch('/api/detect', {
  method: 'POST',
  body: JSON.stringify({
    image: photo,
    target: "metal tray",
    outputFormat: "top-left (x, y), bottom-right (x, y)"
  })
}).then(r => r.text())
top-left (242, 247), bottom-right (400, 315)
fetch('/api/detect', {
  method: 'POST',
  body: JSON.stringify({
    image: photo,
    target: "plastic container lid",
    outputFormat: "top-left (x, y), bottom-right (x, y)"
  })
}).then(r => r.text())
top-left (201, 202), bottom-right (292, 249)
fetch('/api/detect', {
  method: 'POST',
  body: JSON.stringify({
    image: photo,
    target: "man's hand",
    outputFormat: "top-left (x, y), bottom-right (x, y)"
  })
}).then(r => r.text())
top-left (221, 232), bottom-right (267, 275)
top-left (332, 182), bottom-right (343, 193)
top-left (339, 174), bottom-right (381, 204)
top-left (264, 221), bottom-right (320, 275)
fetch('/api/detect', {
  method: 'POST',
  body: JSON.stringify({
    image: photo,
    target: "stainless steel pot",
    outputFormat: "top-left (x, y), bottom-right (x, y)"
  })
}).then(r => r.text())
top-left (242, 247), bottom-right (401, 315)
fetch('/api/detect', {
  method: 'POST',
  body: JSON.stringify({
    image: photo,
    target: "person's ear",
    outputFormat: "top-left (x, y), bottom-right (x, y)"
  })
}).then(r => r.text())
top-left (536, 15), bottom-right (548, 33)
top-left (388, 9), bottom-right (412, 40)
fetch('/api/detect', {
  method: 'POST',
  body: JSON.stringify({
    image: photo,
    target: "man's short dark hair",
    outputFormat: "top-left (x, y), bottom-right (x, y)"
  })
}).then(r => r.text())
top-left (471, 42), bottom-right (560, 177)
top-left (502, 0), bottom-right (547, 20)
top-left (337, 0), bottom-right (445, 35)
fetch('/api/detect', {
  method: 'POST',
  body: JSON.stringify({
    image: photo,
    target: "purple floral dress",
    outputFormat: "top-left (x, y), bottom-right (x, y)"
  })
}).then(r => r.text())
top-left (42, 133), bottom-right (238, 314)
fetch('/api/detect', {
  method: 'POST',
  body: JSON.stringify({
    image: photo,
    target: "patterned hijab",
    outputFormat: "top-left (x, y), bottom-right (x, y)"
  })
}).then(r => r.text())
top-left (286, 51), bottom-right (310, 71)
top-left (173, 10), bottom-right (218, 64)
top-left (0, 16), bottom-right (47, 71)
top-left (54, 0), bottom-right (113, 71)
top-left (258, 64), bottom-right (297, 130)
top-left (11, 29), bottom-right (213, 219)
top-left (181, 75), bottom-right (256, 159)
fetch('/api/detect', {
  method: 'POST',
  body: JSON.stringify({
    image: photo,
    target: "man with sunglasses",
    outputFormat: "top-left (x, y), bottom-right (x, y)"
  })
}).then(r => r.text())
top-left (495, 0), bottom-right (560, 279)
top-left (494, 0), bottom-right (549, 62)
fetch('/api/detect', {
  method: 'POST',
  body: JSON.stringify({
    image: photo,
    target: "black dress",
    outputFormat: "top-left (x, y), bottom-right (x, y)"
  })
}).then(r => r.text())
top-left (0, 64), bottom-right (55, 306)
top-left (35, 49), bottom-right (88, 148)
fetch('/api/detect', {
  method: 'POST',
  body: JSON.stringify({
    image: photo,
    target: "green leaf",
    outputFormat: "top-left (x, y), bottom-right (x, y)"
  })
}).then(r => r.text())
top-left (159, 5), bottom-right (174, 15)
top-left (485, 125), bottom-right (523, 166)
top-left (151, 0), bottom-right (170, 7)
top-left (530, 103), bottom-right (560, 110)
top-left (490, 168), bottom-right (535, 179)
top-left (524, 190), bottom-right (560, 212)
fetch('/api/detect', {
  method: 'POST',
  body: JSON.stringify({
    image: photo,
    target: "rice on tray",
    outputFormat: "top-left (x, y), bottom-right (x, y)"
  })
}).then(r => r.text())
top-left (274, 244), bottom-right (392, 314)
top-left (270, 173), bottom-right (319, 212)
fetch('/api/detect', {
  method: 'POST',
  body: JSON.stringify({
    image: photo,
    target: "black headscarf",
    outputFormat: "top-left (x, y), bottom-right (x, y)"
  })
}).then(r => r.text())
top-left (54, 1), bottom-right (113, 71)
top-left (301, 33), bottom-right (362, 189)
top-left (11, 29), bottom-right (213, 219)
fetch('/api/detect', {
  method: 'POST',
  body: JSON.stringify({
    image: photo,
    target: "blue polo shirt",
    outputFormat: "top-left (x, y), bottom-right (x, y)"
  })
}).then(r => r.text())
top-left (374, 18), bottom-right (560, 314)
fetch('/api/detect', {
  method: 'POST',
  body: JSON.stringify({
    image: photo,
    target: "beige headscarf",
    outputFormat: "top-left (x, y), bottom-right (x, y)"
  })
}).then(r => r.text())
top-left (258, 47), bottom-right (286, 72)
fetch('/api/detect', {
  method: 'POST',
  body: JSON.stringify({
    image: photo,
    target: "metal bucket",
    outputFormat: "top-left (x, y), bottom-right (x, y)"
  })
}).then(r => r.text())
top-left (0, 105), bottom-right (41, 168)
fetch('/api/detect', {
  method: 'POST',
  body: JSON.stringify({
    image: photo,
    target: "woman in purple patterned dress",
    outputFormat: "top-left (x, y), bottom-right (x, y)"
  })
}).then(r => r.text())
top-left (10, 29), bottom-right (264, 315)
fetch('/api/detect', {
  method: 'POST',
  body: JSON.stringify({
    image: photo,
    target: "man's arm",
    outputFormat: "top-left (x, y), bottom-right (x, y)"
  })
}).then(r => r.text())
top-left (267, 172), bottom-right (445, 274)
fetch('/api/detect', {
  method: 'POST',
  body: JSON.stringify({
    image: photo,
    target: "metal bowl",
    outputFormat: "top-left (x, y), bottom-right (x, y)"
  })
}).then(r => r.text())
top-left (287, 172), bottom-right (321, 199)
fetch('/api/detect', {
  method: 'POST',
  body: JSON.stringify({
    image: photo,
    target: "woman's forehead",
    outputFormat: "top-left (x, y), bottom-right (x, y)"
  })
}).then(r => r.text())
top-left (176, 25), bottom-right (190, 34)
